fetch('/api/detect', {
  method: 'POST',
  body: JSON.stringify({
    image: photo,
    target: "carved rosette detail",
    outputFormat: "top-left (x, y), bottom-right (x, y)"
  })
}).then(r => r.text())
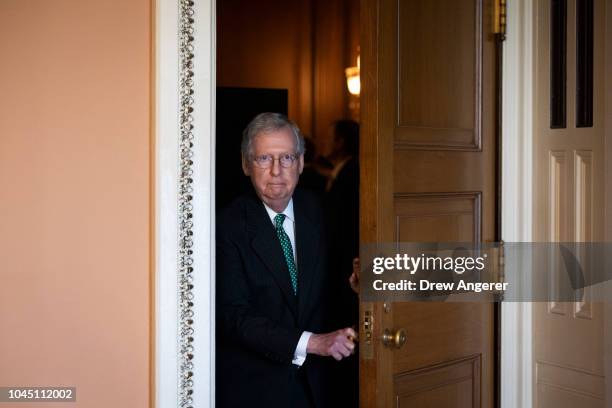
top-left (178, 0), bottom-right (195, 407)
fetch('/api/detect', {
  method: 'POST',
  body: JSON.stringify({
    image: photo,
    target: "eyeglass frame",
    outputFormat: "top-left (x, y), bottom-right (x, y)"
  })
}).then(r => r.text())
top-left (249, 153), bottom-right (301, 169)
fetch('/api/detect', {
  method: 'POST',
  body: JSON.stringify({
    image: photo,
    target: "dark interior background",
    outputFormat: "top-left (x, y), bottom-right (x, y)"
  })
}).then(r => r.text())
top-left (215, 2), bottom-right (361, 406)
top-left (216, 87), bottom-right (288, 209)
top-left (216, 0), bottom-right (360, 159)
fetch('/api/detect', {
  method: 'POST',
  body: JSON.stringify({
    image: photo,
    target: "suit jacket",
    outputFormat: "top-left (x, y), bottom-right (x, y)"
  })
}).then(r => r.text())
top-left (216, 188), bottom-right (333, 407)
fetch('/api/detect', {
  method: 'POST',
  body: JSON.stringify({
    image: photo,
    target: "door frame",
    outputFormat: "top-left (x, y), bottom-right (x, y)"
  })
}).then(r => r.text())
top-left (500, 0), bottom-right (535, 406)
top-left (152, 0), bottom-right (545, 407)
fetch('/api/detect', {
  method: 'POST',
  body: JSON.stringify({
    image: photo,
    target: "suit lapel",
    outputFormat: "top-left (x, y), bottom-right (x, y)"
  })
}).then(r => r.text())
top-left (247, 197), bottom-right (298, 319)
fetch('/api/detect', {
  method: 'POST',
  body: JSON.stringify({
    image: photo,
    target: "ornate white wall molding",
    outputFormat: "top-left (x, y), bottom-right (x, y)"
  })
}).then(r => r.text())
top-left (156, 0), bottom-right (216, 406)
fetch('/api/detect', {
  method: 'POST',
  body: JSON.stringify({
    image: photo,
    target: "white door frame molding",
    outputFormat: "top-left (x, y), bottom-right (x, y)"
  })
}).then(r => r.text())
top-left (501, 0), bottom-right (535, 407)
top-left (154, 0), bottom-right (180, 405)
top-left (155, 0), bottom-right (216, 406)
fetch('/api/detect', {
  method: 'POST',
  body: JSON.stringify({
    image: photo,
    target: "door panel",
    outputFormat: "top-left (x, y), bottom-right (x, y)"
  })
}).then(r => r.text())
top-left (396, 0), bottom-right (479, 147)
top-left (395, 356), bottom-right (480, 408)
top-left (395, 193), bottom-right (481, 242)
top-left (533, 0), bottom-right (607, 406)
top-left (360, 0), bottom-right (497, 406)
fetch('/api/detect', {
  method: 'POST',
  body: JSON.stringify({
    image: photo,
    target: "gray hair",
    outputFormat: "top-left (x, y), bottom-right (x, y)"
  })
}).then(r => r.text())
top-left (241, 112), bottom-right (305, 159)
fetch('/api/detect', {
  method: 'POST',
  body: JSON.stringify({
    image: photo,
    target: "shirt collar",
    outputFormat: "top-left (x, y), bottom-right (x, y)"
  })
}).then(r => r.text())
top-left (263, 198), bottom-right (294, 224)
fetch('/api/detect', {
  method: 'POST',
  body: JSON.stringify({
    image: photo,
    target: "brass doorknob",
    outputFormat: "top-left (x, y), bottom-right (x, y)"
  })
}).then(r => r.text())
top-left (382, 328), bottom-right (407, 349)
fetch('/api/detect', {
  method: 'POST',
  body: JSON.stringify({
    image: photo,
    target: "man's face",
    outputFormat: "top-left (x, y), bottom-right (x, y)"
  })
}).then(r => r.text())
top-left (243, 127), bottom-right (304, 210)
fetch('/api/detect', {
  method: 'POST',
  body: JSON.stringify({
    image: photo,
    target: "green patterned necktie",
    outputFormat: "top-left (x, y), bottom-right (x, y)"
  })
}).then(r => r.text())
top-left (274, 213), bottom-right (298, 295)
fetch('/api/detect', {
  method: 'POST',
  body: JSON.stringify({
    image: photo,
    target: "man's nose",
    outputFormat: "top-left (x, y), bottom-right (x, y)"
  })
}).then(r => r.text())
top-left (269, 158), bottom-right (281, 176)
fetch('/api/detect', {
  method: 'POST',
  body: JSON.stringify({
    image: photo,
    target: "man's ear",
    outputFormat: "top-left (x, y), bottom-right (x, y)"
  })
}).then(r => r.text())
top-left (242, 157), bottom-right (250, 176)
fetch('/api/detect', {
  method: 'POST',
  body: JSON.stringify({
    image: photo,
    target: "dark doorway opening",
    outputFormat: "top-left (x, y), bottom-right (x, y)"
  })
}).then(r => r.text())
top-left (215, 0), bottom-right (361, 407)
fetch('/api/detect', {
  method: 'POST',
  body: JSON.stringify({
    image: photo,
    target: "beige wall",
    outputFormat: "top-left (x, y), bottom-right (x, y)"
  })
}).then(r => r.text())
top-left (0, 1), bottom-right (151, 407)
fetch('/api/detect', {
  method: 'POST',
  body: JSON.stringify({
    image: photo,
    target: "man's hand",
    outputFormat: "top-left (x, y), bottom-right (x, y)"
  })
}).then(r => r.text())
top-left (349, 257), bottom-right (360, 294)
top-left (306, 328), bottom-right (357, 361)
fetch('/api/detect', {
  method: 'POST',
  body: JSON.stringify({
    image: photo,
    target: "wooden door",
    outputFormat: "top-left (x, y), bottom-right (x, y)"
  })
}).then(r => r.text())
top-left (533, 0), bottom-right (607, 406)
top-left (359, 0), bottom-right (498, 406)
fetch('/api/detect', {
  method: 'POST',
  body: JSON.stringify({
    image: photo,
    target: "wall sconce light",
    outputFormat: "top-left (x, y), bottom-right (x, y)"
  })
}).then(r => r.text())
top-left (345, 55), bottom-right (360, 96)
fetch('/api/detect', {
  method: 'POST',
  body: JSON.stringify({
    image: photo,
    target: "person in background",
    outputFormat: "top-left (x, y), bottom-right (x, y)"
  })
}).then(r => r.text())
top-left (297, 137), bottom-right (328, 196)
top-left (324, 119), bottom-right (360, 407)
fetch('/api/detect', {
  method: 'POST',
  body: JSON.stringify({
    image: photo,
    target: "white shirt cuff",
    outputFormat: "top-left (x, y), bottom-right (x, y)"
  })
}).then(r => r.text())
top-left (292, 331), bottom-right (312, 366)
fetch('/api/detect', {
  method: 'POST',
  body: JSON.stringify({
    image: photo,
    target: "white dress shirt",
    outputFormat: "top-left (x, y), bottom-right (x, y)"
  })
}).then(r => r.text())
top-left (263, 199), bottom-right (312, 366)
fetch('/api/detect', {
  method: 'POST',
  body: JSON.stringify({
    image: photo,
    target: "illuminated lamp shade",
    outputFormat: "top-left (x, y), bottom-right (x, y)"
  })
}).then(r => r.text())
top-left (345, 55), bottom-right (360, 96)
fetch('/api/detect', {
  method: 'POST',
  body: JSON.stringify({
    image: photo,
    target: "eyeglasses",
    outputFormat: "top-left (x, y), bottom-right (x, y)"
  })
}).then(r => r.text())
top-left (252, 153), bottom-right (298, 169)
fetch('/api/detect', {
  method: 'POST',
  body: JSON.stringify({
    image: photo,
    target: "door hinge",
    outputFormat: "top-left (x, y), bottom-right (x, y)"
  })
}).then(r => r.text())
top-left (492, 241), bottom-right (506, 300)
top-left (494, 0), bottom-right (507, 39)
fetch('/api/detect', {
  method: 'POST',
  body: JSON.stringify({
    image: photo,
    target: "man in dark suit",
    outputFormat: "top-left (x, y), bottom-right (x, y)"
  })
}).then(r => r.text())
top-left (216, 112), bottom-right (357, 407)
